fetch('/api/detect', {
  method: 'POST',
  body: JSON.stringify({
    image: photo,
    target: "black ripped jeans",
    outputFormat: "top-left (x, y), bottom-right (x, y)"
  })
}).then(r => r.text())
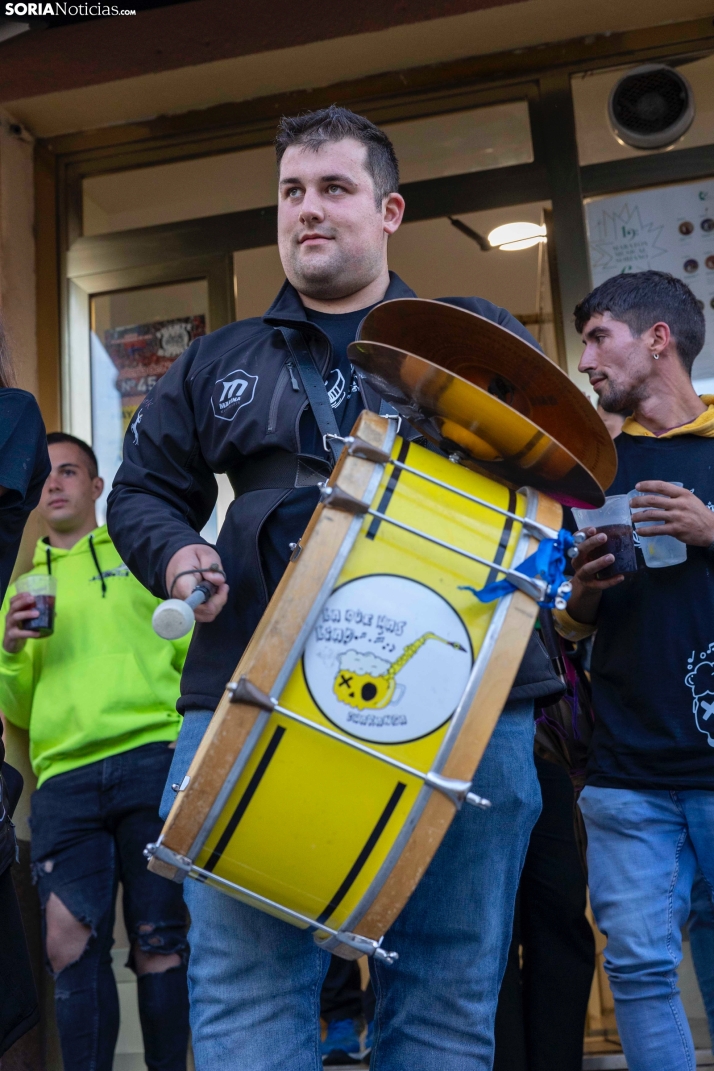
top-left (30, 742), bottom-right (189, 1071)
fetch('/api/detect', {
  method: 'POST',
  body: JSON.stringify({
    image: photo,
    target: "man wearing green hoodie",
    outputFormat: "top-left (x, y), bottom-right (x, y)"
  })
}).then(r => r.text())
top-left (0, 432), bottom-right (190, 1071)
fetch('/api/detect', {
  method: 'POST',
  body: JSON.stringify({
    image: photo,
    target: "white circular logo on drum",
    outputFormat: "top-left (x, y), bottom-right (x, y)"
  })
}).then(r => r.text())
top-left (302, 575), bottom-right (472, 744)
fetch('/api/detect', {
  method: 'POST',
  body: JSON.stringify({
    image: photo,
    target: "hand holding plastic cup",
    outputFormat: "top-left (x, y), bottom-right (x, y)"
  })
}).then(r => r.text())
top-left (628, 482), bottom-right (687, 569)
top-left (572, 495), bottom-right (638, 579)
top-left (15, 575), bottom-right (58, 636)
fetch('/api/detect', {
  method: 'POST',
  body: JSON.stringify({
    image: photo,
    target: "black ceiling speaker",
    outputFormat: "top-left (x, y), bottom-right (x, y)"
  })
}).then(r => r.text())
top-left (608, 64), bottom-right (695, 150)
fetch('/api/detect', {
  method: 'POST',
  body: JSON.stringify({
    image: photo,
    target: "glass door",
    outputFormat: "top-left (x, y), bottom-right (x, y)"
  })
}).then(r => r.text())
top-left (65, 252), bottom-right (234, 538)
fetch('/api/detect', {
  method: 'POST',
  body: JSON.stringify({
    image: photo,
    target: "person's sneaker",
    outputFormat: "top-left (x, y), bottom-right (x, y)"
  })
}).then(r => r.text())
top-left (362, 1020), bottom-right (374, 1064)
top-left (321, 1018), bottom-right (362, 1065)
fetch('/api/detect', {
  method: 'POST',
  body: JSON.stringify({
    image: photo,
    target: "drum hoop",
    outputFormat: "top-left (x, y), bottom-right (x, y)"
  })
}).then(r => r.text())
top-left (318, 487), bottom-right (539, 944)
top-left (184, 418), bottom-right (399, 863)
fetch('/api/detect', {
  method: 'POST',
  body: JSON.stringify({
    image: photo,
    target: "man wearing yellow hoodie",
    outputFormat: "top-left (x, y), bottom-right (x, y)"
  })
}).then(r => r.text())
top-left (555, 271), bottom-right (714, 1071)
top-left (0, 432), bottom-right (190, 1071)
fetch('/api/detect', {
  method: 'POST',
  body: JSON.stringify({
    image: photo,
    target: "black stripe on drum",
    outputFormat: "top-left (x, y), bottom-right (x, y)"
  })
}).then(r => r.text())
top-left (484, 488), bottom-right (518, 587)
top-left (203, 726), bottom-right (286, 873)
top-left (315, 781), bottom-right (407, 925)
top-left (366, 438), bottom-right (410, 540)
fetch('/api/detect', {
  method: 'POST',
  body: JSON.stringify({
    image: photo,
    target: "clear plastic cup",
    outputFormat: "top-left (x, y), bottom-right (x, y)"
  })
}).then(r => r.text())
top-left (15, 574), bottom-right (58, 636)
top-left (572, 495), bottom-right (638, 579)
top-left (628, 483), bottom-right (687, 569)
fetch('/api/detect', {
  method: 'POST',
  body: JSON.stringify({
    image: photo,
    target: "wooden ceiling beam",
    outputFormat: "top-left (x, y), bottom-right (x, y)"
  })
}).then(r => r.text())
top-left (42, 14), bottom-right (714, 163)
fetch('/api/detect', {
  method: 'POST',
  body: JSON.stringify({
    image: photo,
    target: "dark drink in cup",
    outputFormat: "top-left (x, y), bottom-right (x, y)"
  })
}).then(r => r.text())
top-left (588, 523), bottom-right (637, 579)
top-left (16, 575), bottom-right (58, 637)
top-left (31, 594), bottom-right (56, 636)
top-left (572, 495), bottom-right (637, 580)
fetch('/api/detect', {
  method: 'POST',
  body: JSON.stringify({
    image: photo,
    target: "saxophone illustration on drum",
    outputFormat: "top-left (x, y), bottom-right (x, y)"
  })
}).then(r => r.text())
top-left (333, 632), bottom-right (467, 711)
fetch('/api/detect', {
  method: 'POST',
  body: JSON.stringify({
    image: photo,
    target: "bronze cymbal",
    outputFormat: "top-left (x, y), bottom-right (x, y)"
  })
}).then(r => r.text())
top-left (350, 299), bottom-right (616, 506)
top-left (357, 299), bottom-right (616, 493)
top-left (349, 341), bottom-right (606, 506)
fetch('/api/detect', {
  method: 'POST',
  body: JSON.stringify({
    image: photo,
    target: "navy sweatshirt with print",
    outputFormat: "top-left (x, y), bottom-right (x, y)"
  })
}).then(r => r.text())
top-left (588, 431), bottom-right (714, 790)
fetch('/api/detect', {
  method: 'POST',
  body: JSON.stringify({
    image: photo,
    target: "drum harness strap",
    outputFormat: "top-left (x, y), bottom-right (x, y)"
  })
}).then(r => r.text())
top-left (226, 328), bottom-right (413, 498)
top-left (277, 326), bottom-right (343, 465)
top-left (222, 327), bottom-right (343, 498)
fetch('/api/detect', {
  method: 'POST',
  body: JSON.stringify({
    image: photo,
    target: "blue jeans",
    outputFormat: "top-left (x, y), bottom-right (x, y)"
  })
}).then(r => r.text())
top-left (161, 701), bottom-right (540, 1071)
top-left (579, 786), bottom-right (714, 1071)
top-left (31, 743), bottom-right (190, 1071)
top-left (690, 869), bottom-right (714, 1050)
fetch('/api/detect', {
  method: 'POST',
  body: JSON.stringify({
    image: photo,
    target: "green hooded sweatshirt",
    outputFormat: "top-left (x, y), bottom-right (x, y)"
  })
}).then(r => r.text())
top-left (0, 526), bottom-right (189, 787)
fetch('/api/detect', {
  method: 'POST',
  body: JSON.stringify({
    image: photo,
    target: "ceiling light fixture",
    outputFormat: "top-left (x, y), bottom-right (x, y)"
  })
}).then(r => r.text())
top-left (487, 222), bottom-right (547, 251)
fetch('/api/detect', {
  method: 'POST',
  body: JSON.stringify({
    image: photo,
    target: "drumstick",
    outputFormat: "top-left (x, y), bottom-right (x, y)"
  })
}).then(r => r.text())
top-left (152, 582), bottom-right (215, 640)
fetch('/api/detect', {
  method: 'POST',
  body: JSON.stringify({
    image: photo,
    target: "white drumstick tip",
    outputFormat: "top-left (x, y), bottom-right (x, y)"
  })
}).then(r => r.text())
top-left (152, 599), bottom-right (195, 640)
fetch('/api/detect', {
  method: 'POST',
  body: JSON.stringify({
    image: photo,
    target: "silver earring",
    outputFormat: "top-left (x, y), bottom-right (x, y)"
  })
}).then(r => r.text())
top-left (653, 351), bottom-right (660, 360)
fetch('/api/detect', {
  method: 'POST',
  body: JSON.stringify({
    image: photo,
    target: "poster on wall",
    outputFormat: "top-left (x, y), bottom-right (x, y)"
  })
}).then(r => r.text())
top-left (91, 314), bottom-right (206, 525)
top-left (102, 314), bottom-right (206, 429)
top-left (585, 179), bottom-right (714, 380)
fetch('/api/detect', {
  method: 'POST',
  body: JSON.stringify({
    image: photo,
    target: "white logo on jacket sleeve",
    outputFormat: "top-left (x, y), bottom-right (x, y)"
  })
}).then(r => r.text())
top-left (130, 409), bottom-right (143, 445)
top-left (211, 370), bottom-right (258, 421)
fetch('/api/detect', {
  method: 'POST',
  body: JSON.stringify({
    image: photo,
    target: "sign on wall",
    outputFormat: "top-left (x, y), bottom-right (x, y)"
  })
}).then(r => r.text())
top-left (102, 315), bottom-right (206, 430)
top-left (585, 179), bottom-right (714, 379)
top-left (91, 314), bottom-right (206, 525)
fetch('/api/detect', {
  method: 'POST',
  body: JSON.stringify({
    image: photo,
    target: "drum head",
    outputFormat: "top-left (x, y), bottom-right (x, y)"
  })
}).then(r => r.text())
top-left (351, 298), bottom-right (616, 506)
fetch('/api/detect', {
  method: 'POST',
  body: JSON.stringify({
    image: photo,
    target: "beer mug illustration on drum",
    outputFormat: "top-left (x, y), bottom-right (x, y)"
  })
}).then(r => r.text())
top-left (331, 632), bottom-right (466, 713)
top-left (304, 577), bottom-right (472, 743)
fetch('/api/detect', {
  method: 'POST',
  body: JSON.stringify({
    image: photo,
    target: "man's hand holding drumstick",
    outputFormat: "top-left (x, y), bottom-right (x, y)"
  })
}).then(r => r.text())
top-left (165, 545), bottom-right (229, 623)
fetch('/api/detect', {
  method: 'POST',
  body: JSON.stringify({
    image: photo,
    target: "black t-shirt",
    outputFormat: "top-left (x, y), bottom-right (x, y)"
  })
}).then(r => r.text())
top-left (0, 389), bottom-right (50, 604)
top-left (258, 306), bottom-right (373, 595)
top-left (587, 430), bottom-right (714, 790)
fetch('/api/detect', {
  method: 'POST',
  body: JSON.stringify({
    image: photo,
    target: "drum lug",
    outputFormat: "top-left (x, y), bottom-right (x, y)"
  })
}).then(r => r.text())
top-left (320, 485), bottom-right (370, 515)
top-left (424, 771), bottom-right (491, 810)
top-left (316, 930), bottom-right (399, 965)
top-left (226, 676), bottom-right (276, 712)
top-left (346, 437), bottom-right (392, 465)
top-left (144, 841), bottom-right (192, 882)
top-left (341, 933), bottom-right (399, 965)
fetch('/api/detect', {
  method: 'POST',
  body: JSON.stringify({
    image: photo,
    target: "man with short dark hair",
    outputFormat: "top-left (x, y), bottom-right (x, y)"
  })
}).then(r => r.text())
top-left (556, 270), bottom-right (714, 1071)
top-left (107, 105), bottom-right (561, 1071)
top-left (0, 433), bottom-right (191, 1071)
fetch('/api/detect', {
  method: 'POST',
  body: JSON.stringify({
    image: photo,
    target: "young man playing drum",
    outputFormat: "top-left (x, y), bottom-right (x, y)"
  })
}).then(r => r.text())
top-left (107, 106), bottom-right (561, 1071)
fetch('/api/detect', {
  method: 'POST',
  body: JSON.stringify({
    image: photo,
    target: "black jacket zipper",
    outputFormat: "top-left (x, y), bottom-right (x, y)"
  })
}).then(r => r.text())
top-left (267, 360), bottom-right (304, 435)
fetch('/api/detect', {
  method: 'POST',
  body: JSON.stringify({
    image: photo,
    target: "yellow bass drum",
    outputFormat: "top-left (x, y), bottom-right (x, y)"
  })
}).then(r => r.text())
top-left (148, 410), bottom-right (561, 961)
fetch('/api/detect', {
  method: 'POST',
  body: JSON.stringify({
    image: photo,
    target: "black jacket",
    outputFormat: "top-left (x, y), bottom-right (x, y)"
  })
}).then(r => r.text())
top-left (107, 273), bottom-right (562, 712)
